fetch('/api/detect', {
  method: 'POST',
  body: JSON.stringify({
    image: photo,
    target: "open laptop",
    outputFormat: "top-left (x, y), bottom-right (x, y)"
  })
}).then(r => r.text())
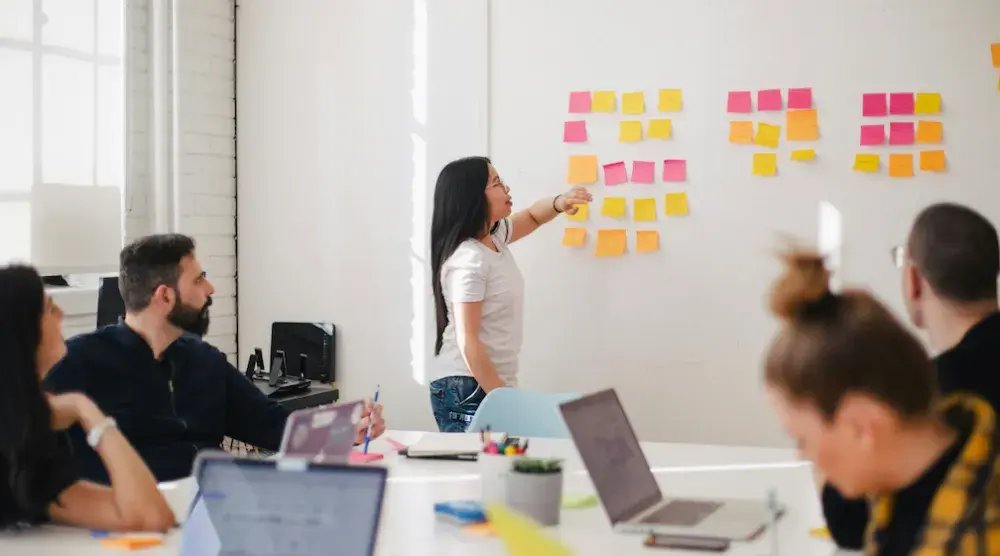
top-left (559, 389), bottom-right (780, 540)
top-left (179, 452), bottom-right (387, 556)
top-left (279, 399), bottom-right (363, 462)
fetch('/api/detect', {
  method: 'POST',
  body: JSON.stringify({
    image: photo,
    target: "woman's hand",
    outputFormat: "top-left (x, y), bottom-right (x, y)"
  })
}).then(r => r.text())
top-left (49, 393), bottom-right (104, 432)
top-left (555, 187), bottom-right (593, 215)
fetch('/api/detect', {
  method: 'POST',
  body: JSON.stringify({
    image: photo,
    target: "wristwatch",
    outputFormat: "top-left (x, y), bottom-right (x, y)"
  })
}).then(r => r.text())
top-left (87, 417), bottom-right (117, 449)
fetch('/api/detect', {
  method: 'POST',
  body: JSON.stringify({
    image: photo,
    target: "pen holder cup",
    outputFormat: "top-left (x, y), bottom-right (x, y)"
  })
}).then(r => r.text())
top-left (505, 470), bottom-right (564, 526)
top-left (479, 453), bottom-right (522, 504)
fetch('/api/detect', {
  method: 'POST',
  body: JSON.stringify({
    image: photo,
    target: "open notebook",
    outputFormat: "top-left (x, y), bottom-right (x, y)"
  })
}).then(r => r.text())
top-left (402, 433), bottom-right (482, 460)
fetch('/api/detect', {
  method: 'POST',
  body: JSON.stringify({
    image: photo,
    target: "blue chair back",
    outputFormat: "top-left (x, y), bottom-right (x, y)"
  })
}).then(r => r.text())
top-left (467, 388), bottom-right (580, 439)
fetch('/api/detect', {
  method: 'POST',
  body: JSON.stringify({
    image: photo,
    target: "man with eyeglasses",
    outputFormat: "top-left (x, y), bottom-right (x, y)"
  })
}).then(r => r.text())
top-left (823, 202), bottom-right (1000, 550)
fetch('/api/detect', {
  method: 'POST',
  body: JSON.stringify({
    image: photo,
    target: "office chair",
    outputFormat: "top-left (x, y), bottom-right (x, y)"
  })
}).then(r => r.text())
top-left (467, 388), bottom-right (580, 439)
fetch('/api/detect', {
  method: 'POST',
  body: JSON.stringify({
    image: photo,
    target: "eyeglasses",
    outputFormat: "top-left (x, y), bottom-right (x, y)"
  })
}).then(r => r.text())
top-left (890, 245), bottom-right (905, 268)
top-left (488, 178), bottom-right (509, 192)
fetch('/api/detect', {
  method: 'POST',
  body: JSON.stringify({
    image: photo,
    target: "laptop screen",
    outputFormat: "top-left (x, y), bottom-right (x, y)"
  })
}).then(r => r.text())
top-left (560, 389), bottom-right (663, 524)
top-left (180, 457), bottom-right (387, 556)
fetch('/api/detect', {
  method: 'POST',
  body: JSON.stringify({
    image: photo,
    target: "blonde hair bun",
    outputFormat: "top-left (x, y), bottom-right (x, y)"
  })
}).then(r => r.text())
top-left (770, 250), bottom-right (831, 320)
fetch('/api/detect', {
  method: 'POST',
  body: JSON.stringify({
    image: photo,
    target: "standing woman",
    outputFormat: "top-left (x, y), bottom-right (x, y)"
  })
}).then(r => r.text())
top-left (429, 157), bottom-right (591, 432)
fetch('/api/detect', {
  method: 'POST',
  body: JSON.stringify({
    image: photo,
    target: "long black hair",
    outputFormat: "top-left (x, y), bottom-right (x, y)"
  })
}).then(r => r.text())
top-left (0, 265), bottom-right (63, 517)
top-left (430, 156), bottom-right (495, 355)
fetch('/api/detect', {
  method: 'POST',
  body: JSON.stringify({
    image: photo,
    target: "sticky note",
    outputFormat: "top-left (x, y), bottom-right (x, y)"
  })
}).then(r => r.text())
top-left (619, 121), bottom-right (643, 142)
top-left (634, 198), bottom-right (656, 222)
top-left (889, 122), bottom-right (915, 145)
top-left (786, 109), bottom-right (819, 141)
top-left (601, 197), bottom-right (626, 218)
top-left (486, 503), bottom-right (574, 556)
top-left (562, 228), bottom-right (586, 247)
top-left (754, 123), bottom-right (781, 149)
top-left (567, 155), bottom-right (598, 184)
top-left (810, 527), bottom-right (832, 539)
top-left (914, 93), bottom-right (941, 114)
top-left (664, 192), bottom-right (689, 216)
top-left (562, 494), bottom-right (599, 510)
top-left (463, 522), bottom-right (497, 537)
top-left (752, 153), bottom-right (777, 176)
top-left (791, 149), bottom-right (815, 161)
top-left (889, 154), bottom-right (914, 178)
top-left (658, 89), bottom-right (682, 112)
top-left (568, 91), bottom-right (591, 113)
top-left (350, 452), bottom-right (384, 463)
top-left (919, 150), bottom-right (946, 172)
top-left (631, 161), bottom-right (655, 184)
top-left (592, 91), bottom-right (615, 112)
top-left (727, 91), bottom-right (752, 113)
top-left (916, 120), bottom-right (943, 144)
top-left (636, 231), bottom-right (659, 253)
top-left (788, 88), bottom-right (812, 109)
top-left (853, 154), bottom-right (879, 173)
top-left (860, 125), bottom-right (885, 146)
top-left (622, 92), bottom-right (645, 115)
top-left (889, 92), bottom-right (915, 115)
top-left (99, 537), bottom-right (165, 550)
top-left (603, 162), bottom-right (628, 186)
top-left (595, 230), bottom-right (627, 257)
top-left (729, 121), bottom-right (754, 144)
top-left (993, 43), bottom-right (1000, 67)
top-left (563, 121), bottom-right (587, 142)
top-left (862, 93), bottom-right (887, 117)
top-left (647, 119), bottom-right (672, 139)
top-left (757, 89), bottom-right (782, 111)
top-left (565, 203), bottom-right (588, 222)
top-left (662, 159), bottom-right (687, 182)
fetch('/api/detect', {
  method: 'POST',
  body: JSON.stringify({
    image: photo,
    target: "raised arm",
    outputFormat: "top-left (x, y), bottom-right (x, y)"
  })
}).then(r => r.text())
top-left (508, 187), bottom-right (592, 244)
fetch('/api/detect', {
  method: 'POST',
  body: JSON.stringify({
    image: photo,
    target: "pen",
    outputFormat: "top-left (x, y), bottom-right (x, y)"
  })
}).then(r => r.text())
top-left (362, 385), bottom-right (380, 454)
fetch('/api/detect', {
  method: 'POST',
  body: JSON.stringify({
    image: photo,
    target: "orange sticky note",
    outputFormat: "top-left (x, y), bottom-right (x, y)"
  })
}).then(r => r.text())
top-left (658, 89), bottom-right (682, 112)
top-left (567, 155), bottom-right (598, 184)
top-left (565, 203), bottom-right (588, 222)
top-left (729, 121), bottom-right (754, 144)
top-left (622, 92), bottom-right (645, 115)
top-left (664, 192), bottom-right (689, 216)
top-left (786, 109), bottom-right (819, 141)
top-left (464, 522), bottom-right (497, 537)
top-left (914, 93), bottom-right (941, 115)
top-left (992, 43), bottom-right (1000, 68)
top-left (647, 119), bottom-right (672, 139)
top-left (592, 91), bottom-right (615, 112)
top-left (889, 154), bottom-right (914, 178)
top-left (561, 228), bottom-right (586, 247)
top-left (752, 153), bottom-right (777, 176)
top-left (595, 229), bottom-right (627, 257)
top-left (920, 150), bottom-right (946, 172)
top-left (754, 123), bottom-right (781, 148)
top-left (619, 121), bottom-right (643, 142)
top-left (853, 154), bottom-right (879, 173)
top-left (100, 537), bottom-right (165, 550)
top-left (634, 198), bottom-right (656, 222)
top-left (916, 121), bottom-right (943, 144)
top-left (636, 230), bottom-right (659, 253)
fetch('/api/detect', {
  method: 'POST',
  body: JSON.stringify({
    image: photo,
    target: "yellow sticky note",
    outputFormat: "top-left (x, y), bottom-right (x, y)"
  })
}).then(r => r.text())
top-left (486, 503), bottom-right (574, 556)
top-left (564, 203), bottom-right (588, 222)
top-left (853, 154), bottom-right (880, 173)
top-left (914, 92), bottom-right (941, 115)
top-left (916, 121), bottom-right (943, 144)
top-left (664, 192), bottom-right (689, 216)
top-left (752, 153), bottom-right (777, 176)
top-left (561, 228), bottom-right (586, 247)
top-left (647, 119), bottom-right (672, 139)
top-left (658, 89), bottom-right (682, 112)
top-left (729, 121), bottom-right (754, 144)
top-left (595, 229), bottom-right (627, 257)
top-left (592, 91), bottom-right (616, 112)
top-left (993, 43), bottom-right (1000, 68)
top-left (567, 155), bottom-right (598, 184)
top-left (601, 197), bottom-right (626, 218)
top-left (791, 149), bottom-right (815, 161)
top-left (920, 150), bottom-right (946, 172)
top-left (622, 92), bottom-right (645, 115)
top-left (889, 153), bottom-right (914, 178)
top-left (786, 109), bottom-right (819, 141)
top-left (754, 123), bottom-right (781, 149)
top-left (810, 527), bottom-right (831, 539)
top-left (636, 230), bottom-right (659, 253)
top-left (619, 121), bottom-right (643, 142)
top-left (634, 198), bottom-right (656, 222)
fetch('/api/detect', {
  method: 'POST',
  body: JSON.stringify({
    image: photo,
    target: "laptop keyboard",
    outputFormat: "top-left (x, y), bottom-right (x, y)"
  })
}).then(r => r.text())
top-left (640, 500), bottom-right (724, 527)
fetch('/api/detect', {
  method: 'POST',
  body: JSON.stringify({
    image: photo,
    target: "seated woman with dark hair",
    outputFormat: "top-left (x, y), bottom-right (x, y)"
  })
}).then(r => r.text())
top-left (0, 265), bottom-right (174, 531)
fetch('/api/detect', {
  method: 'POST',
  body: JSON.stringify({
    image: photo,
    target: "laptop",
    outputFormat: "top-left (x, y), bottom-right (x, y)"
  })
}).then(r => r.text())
top-left (279, 400), bottom-right (363, 462)
top-left (559, 389), bottom-right (779, 540)
top-left (179, 452), bottom-right (388, 556)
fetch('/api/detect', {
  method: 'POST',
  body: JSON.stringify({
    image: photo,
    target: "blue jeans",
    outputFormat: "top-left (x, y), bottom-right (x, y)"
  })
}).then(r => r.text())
top-left (429, 376), bottom-right (486, 433)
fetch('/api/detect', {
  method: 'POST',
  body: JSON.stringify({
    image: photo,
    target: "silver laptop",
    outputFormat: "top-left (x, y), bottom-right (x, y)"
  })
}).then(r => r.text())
top-left (279, 399), bottom-right (363, 462)
top-left (559, 389), bottom-right (779, 540)
top-left (179, 452), bottom-right (387, 556)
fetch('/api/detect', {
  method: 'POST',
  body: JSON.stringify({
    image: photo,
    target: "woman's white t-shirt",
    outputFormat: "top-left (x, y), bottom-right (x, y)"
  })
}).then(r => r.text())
top-left (433, 218), bottom-right (525, 386)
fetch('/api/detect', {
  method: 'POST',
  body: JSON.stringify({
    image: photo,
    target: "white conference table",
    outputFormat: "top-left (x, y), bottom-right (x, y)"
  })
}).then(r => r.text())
top-left (0, 431), bottom-right (855, 555)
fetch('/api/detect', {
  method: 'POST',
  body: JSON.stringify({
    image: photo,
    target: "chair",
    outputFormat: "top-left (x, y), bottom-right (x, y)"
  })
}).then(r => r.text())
top-left (467, 388), bottom-right (580, 439)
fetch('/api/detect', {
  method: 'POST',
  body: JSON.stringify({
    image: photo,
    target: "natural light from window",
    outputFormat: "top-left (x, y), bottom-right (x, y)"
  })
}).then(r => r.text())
top-left (409, 0), bottom-right (428, 386)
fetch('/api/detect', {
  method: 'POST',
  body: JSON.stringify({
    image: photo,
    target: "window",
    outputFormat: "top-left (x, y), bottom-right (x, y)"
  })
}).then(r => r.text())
top-left (0, 0), bottom-right (124, 272)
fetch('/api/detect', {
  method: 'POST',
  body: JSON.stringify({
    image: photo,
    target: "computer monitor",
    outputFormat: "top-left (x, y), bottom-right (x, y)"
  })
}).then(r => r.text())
top-left (96, 276), bottom-right (126, 328)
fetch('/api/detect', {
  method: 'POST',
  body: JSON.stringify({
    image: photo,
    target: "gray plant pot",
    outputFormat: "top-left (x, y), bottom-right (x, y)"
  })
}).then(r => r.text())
top-left (505, 471), bottom-right (563, 526)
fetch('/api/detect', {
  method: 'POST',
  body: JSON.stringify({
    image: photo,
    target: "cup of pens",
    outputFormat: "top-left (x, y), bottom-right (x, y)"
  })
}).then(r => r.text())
top-left (478, 427), bottom-right (528, 504)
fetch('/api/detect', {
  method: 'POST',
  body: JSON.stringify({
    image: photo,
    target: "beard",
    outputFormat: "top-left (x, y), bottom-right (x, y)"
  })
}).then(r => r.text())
top-left (167, 294), bottom-right (212, 337)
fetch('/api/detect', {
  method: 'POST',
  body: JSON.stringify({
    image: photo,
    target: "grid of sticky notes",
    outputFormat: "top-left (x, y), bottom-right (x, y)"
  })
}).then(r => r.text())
top-left (854, 92), bottom-right (945, 177)
top-left (563, 90), bottom-right (687, 257)
top-left (728, 88), bottom-right (819, 176)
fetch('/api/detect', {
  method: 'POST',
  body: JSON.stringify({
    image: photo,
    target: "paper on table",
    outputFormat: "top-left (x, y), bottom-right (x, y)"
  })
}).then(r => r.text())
top-left (592, 91), bottom-right (616, 112)
top-left (647, 119), bottom-right (672, 139)
top-left (729, 121), bottom-right (754, 144)
top-left (619, 121), bottom-right (643, 142)
top-left (889, 154), bottom-right (914, 178)
top-left (862, 93), bottom-right (887, 117)
top-left (853, 154), bottom-right (880, 173)
top-left (889, 92), bottom-right (915, 115)
top-left (664, 192), bottom-right (689, 216)
top-left (601, 197), bottom-right (627, 218)
top-left (568, 91), bottom-right (591, 113)
top-left (791, 149), bottom-right (815, 161)
top-left (636, 230), bottom-right (659, 253)
top-left (916, 120), bottom-right (943, 143)
top-left (754, 123), bottom-right (781, 148)
top-left (727, 91), bottom-right (752, 113)
top-left (567, 155), bottom-right (598, 184)
top-left (889, 122), bottom-right (915, 145)
top-left (622, 92), bottom-right (645, 114)
top-left (914, 93), bottom-right (941, 114)
top-left (662, 159), bottom-right (687, 182)
top-left (563, 121), bottom-right (587, 142)
top-left (860, 125), bottom-right (885, 146)
top-left (486, 503), bottom-right (573, 556)
top-left (634, 198), bottom-right (656, 222)
top-left (562, 228), bottom-right (586, 247)
top-left (786, 109), bottom-right (818, 141)
top-left (788, 88), bottom-right (812, 109)
top-left (631, 161), bottom-right (655, 183)
top-left (757, 89), bottom-right (782, 111)
top-left (565, 203), bottom-right (588, 222)
top-left (919, 150), bottom-right (946, 172)
top-left (603, 162), bottom-right (628, 185)
top-left (658, 89), bottom-right (682, 112)
top-left (595, 230), bottom-right (627, 257)
top-left (752, 153), bottom-right (777, 176)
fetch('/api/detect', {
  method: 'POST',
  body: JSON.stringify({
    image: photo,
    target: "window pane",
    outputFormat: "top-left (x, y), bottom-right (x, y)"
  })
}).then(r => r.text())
top-left (96, 64), bottom-right (123, 187)
top-left (0, 48), bottom-right (33, 193)
top-left (0, 0), bottom-right (34, 41)
top-left (0, 201), bottom-right (31, 264)
top-left (42, 55), bottom-right (94, 185)
top-left (42, 0), bottom-right (95, 54)
top-left (96, 0), bottom-right (122, 57)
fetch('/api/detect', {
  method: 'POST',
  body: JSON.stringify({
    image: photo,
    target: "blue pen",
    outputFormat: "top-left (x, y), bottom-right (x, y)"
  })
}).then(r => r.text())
top-left (362, 385), bottom-right (380, 454)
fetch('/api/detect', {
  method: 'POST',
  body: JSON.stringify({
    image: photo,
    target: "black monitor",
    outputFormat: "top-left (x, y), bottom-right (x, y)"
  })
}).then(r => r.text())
top-left (270, 322), bottom-right (335, 382)
top-left (96, 277), bottom-right (126, 328)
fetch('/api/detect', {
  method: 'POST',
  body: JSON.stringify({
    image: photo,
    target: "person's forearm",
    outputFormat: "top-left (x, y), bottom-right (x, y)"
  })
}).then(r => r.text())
top-left (524, 196), bottom-right (562, 228)
top-left (460, 339), bottom-right (506, 391)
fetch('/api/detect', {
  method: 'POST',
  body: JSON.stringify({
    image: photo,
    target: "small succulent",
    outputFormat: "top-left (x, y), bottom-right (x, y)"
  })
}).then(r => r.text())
top-left (512, 458), bottom-right (563, 474)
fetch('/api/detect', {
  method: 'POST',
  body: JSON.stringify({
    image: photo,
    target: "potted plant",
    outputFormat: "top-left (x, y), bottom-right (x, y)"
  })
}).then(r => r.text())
top-left (505, 458), bottom-right (564, 526)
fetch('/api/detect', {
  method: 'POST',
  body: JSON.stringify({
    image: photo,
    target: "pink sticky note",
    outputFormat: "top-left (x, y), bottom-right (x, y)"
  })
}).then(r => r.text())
top-left (385, 438), bottom-right (406, 451)
top-left (727, 91), bottom-right (752, 113)
top-left (757, 89), bottom-right (782, 111)
top-left (860, 125), bottom-right (885, 146)
top-left (662, 159), bottom-right (687, 182)
top-left (788, 88), bottom-right (812, 109)
top-left (889, 122), bottom-right (915, 145)
top-left (889, 92), bottom-right (914, 115)
top-left (863, 93), bottom-right (887, 117)
top-left (563, 120), bottom-right (587, 142)
top-left (569, 91), bottom-right (591, 113)
top-left (603, 162), bottom-right (628, 185)
top-left (632, 161), bottom-right (655, 183)
top-left (350, 452), bottom-right (384, 464)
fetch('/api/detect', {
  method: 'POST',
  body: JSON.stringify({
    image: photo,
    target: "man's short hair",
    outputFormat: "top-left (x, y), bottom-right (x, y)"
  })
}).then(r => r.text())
top-left (907, 203), bottom-right (1000, 303)
top-left (119, 234), bottom-right (196, 311)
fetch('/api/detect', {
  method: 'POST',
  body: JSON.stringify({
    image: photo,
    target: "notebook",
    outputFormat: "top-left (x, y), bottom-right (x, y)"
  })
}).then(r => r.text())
top-left (402, 433), bottom-right (481, 460)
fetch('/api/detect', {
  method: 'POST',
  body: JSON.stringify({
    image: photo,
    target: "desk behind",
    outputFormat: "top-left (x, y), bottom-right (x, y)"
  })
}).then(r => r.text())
top-left (254, 380), bottom-right (339, 411)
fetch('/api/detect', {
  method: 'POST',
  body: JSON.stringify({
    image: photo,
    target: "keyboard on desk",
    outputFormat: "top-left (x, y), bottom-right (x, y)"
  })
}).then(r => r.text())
top-left (640, 499), bottom-right (723, 527)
